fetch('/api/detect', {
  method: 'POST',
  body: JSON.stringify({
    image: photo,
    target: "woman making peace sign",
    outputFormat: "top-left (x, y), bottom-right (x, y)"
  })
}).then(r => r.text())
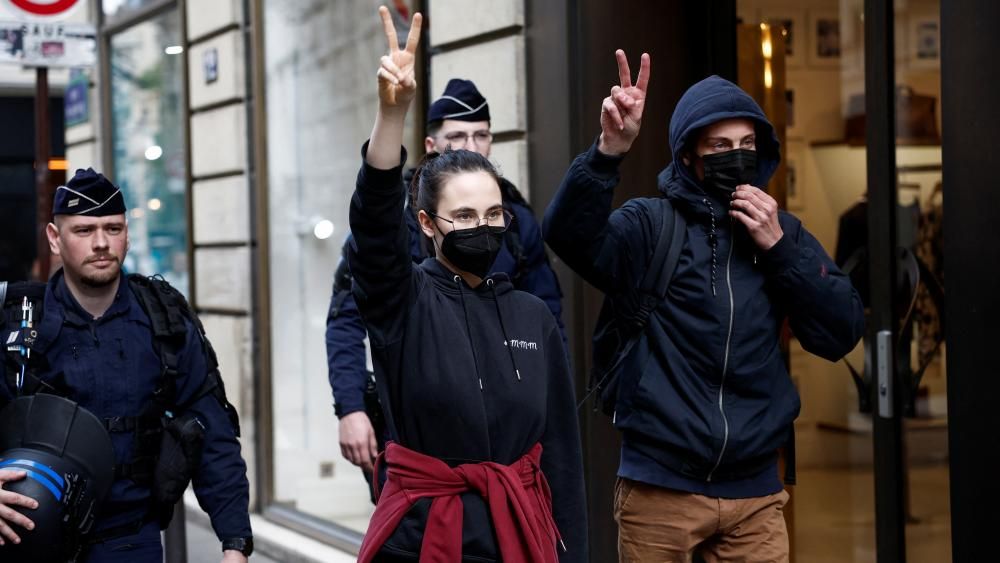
top-left (349, 7), bottom-right (587, 563)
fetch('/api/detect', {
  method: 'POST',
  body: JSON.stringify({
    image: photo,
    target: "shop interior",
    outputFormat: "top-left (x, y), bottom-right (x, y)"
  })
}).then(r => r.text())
top-left (737, 0), bottom-right (948, 561)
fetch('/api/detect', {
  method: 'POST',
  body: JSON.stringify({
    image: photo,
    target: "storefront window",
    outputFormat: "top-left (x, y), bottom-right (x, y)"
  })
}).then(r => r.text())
top-left (263, 0), bottom-right (421, 535)
top-left (737, 1), bottom-right (948, 561)
top-left (103, 0), bottom-right (162, 20)
top-left (109, 9), bottom-right (188, 294)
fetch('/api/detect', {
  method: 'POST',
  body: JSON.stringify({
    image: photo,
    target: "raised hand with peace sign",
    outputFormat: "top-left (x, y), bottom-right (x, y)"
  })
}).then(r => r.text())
top-left (597, 50), bottom-right (651, 156)
top-left (376, 5), bottom-right (422, 109)
top-left (367, 6), bottom-right (423, 170)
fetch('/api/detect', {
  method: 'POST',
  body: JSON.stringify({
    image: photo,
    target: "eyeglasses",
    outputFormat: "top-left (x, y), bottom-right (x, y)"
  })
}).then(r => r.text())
top-left (430, 208), bottom-right (514, 231)
top-left (440, 130), bottom-right (493, 146)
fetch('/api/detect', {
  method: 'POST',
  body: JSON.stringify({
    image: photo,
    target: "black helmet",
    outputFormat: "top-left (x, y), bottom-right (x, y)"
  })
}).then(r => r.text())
top-left (0, 394), bottom-right (115, 562)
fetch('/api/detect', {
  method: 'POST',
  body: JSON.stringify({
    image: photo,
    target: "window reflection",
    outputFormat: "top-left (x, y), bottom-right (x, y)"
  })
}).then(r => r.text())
top-left (264, 0), bottom-right (421, 535)
top-left (103, 0), bottom-right (161, 20)
top-left (737, 0), bottom-right (948, 561)
top-left (110, 11), bottom-right (188, 295)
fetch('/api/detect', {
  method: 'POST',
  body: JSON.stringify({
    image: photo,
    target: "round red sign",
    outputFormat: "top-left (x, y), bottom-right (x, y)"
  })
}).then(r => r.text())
top-left (9, 0), bottom-right (82, 16)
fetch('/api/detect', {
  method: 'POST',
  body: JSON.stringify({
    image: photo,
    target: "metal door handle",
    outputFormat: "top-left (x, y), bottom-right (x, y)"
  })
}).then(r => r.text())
top-left (876, 329), bottom-right (894, 419)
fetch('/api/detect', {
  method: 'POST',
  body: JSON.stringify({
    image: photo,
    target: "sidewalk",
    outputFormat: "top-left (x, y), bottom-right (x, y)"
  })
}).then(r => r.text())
top-left (181, 494), bottom-right (357, 563)
top-left (184, 516), bottom-right (279, 563)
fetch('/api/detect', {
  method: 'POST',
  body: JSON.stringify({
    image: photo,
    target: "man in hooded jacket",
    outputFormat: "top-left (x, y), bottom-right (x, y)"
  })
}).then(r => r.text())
top-left (543, 52), bottom-right (865, 562)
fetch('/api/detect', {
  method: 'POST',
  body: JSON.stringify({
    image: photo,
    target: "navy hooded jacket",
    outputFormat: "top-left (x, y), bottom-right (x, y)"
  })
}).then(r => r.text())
top-left (327, 177), bottom-right (566, 419)
top-left (347, 143), bottom-right (587, 562)
top-left (543, 75), bottom-right (865, 498)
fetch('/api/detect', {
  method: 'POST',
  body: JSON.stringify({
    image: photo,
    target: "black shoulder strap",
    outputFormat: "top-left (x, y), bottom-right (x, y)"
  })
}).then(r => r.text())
top-left (127, 274), bottom-right (187, 340)
top-left (127, 275), bottom-right (241, 436)
top-left (614, 198), bottom-right (686, 365)
top-left (639, 198), bottom-right (686, 304)
top-left (127, 275), bottom-right (184, 404)
top-left (579, 198), bottom-right (688, 412)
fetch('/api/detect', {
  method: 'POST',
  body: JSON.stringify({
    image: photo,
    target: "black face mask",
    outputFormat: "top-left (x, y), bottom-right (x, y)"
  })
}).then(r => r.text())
top-left (437, 224), bottom-right (505, 279)
top-left (701, 148), bottom-right (758, 198)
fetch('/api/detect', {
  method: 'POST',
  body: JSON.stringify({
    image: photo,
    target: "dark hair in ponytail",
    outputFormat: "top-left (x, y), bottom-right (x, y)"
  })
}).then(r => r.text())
top-left (408, 149), bottom-right (503, 216)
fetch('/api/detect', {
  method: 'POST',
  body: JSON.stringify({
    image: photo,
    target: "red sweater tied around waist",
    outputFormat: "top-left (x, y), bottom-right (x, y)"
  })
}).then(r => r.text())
top-left (357, 441), bottom-right (564, 563)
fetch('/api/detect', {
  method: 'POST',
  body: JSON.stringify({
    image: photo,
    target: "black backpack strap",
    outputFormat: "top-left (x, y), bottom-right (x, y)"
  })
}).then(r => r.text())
top-left (128, 275), bottom-right (186, 338)
top-left (127, 275), bottom-right (183, 399)
top-left (643, 198), bottom-right (686, 299)
top-left (613, 198), bottom-right (685, 365)
top-left (581, 198), bottom-right (687, 412)
top-left (116, 275), bottom-right (242, 488)
top-left (128, 275), bottom-right (241, 434)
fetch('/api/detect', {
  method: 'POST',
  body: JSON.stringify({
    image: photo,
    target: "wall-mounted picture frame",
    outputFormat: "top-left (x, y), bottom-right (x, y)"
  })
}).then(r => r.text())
top-left (809, 10), bottom-right (841, 67)
top-left (841, 7), bottom-right (866, 77)
top-left (764, 10), bottom-right (805, 68)
top-left (909, 15), bottom-right (940, 69)
top-left (895, 16), bottom-right (909, 66)
top-left (786, 156), bottom-right (803, 211)
top-left (786, 88), bottom-right (800, 138)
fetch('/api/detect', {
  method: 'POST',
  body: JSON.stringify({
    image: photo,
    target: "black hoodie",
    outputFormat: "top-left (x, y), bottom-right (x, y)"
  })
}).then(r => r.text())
top-left (348, 143), bottom-right (587, 562)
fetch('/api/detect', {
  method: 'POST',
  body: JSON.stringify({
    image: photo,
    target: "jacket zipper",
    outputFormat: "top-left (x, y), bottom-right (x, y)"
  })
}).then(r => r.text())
top-left (707, 222), bottom-right (736, 482)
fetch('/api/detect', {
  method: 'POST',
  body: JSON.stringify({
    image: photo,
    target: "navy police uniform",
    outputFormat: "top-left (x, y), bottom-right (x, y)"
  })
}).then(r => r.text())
top-left (0, 169), bottom-right (252, 562)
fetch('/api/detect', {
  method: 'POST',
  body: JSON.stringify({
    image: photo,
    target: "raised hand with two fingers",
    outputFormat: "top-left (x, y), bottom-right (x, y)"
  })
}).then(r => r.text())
top-left (368, 5), bottom-right (423, 169)
top-left (376, 5), bottom-right (422, 110)
top-left (598, 49), bottom-right (651, 156)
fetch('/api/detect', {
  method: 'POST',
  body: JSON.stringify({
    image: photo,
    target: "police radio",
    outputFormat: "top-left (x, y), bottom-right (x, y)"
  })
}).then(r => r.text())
top-left (1, 281), bottom-right (47, 397)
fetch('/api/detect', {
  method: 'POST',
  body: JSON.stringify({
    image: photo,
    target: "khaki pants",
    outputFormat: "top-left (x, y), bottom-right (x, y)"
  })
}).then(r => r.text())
top-left (615, 477), bottom-right (790, 563)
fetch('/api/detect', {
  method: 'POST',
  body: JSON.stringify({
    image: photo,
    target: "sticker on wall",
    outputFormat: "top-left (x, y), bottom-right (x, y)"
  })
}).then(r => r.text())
top-left (203, 47), bottom-right (218, 85)
top-left (65, 67), bottom-right (88, 126)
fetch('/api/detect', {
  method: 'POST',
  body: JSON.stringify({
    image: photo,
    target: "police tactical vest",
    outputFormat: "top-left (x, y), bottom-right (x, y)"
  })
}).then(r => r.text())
top-left (0, 274), bottom-right (240, 534)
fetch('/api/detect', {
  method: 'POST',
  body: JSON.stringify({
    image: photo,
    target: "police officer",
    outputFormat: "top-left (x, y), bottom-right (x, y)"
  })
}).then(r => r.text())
top-left (327, 78), bottom-right (566, 486)
top-left (0, 169), bottom-right (254, 562)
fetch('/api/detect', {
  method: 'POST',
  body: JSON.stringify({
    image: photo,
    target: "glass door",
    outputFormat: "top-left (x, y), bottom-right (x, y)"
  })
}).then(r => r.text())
top-left (736, 0), bottom-right (949, 560)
